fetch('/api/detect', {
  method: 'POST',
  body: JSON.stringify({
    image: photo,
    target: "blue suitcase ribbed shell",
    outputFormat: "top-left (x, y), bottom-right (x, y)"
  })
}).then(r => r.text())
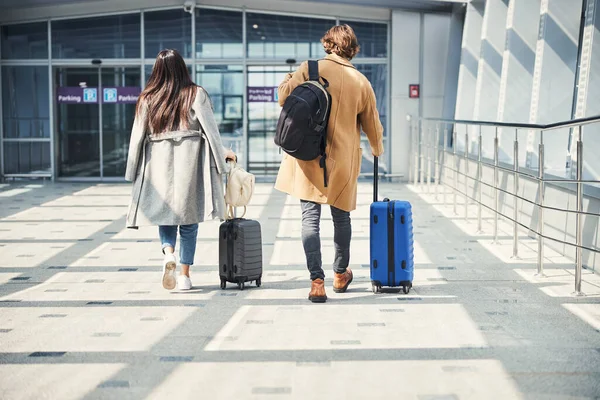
top-left (370, 200), bottom-right (414, 289)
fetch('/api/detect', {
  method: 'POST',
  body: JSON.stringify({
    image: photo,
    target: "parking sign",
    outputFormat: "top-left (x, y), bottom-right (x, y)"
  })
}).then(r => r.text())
top-left (83, 88), bottom-right (97, 103)
top-left (103, 88), bottom-right (117, 103)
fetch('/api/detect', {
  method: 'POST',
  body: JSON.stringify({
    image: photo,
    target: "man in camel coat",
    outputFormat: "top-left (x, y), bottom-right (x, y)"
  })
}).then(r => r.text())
top-left (275, 24), bottom-right (384, 303)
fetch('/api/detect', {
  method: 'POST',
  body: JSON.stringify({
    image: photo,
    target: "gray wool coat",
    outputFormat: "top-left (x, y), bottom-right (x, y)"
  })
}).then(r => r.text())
top-left (125, 87), bottom-right (228, 229)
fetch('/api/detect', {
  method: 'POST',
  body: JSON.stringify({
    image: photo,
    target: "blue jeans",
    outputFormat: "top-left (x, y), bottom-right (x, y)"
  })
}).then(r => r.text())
top-left (158, 224), bottom-right (199, 266)
top-left (301, 200), bottom-right (352, 281)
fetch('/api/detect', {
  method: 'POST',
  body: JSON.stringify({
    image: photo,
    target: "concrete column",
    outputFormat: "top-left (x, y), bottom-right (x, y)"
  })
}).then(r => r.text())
top-left (455, 1), bottom-right (485, 121)
top-left (473, 0), bottom-right (509, 122)
top-left (526, 0), bottom-right (584, 173)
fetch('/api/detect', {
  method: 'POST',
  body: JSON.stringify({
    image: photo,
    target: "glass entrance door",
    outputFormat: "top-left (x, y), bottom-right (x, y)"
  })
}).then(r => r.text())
top-left (247, 65), bottom-right (294, 176)
top-left (55, 67), bottom-right (141, 178)
top-left (101, 68), bottom-right (141, 177)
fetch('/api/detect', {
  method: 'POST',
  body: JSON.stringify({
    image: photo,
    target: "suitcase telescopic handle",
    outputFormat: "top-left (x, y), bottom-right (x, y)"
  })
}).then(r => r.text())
top-left (373, 156), bottom-right (378, 203)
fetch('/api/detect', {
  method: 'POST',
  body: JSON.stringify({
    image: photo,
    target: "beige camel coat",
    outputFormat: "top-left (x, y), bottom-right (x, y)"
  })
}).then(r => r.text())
top-left (274, 53), bottom-right (384, 212)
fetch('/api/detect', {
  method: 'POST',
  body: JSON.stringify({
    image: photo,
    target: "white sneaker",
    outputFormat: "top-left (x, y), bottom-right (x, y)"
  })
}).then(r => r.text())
top-left (177, 275), bottom-right (192, 290)
top-left (162, 253), bottom-right (177, 290)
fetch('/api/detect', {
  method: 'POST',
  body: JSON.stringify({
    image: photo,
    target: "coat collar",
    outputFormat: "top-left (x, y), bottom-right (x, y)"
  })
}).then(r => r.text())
top-left (324, 53), bottom-right (356, 69)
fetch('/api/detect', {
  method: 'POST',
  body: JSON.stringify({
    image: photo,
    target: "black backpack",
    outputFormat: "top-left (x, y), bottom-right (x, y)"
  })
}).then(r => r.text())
top-left (274, 60), bottom-right (331, 187)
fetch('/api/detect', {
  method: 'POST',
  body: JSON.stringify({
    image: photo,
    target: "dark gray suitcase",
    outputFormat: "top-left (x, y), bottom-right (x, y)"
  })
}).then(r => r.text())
top-left (219, 218), bottom-right (263, 290)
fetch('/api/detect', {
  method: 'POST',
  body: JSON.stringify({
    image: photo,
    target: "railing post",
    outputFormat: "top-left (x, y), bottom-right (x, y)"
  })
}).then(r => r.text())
top-left (512, 128), bottom-right (519, 259)
top-left (464, 130), bottom-right (469, 221)
top-left (477, 126), bottom-right (483, 233)
top-left (493, 128), bottom-right (499, 244)
top-left (427, 128), bottom-right (432, 192)
top-left (414, 122), bottom-right (419, 186)
top-left (434, 124), bottom-right (440, 200)
top-left (453, 129), bottom-right (458, 215)
top-left (443, 127), bottom-right (448, 206)
top-left (574, 129), bottom-right (585, 296)
top-left (420, 123), bottom-right (425, 188)
top-left (536, 131), bottom-right (546, 277)
top-left (408, 119), bottom-right (414, 184)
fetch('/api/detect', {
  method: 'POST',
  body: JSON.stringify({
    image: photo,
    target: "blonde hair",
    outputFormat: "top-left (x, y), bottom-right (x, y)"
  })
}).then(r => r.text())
top-left (321, 24), bottom-right (360, 60)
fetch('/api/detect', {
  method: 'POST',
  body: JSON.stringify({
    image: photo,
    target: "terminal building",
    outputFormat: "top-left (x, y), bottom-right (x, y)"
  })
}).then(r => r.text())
top-left (1, 0), bottom-right (598, 182)
top-left (0, 0), bottom-right (464, 180)
top-left (1, 0), bottom-right (600, 272)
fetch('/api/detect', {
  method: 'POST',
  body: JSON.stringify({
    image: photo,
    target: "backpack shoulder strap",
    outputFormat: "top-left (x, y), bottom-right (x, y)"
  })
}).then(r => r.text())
top-left (308, 60), bottom-right (319, 82)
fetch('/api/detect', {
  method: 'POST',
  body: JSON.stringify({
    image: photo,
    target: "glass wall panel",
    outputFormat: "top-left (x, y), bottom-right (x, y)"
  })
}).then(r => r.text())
top-left (247, 65), bottom-right (289, 174)
top-left (51, 14), bottom-right (140, 58)
top-left (356, 64), bottom-right (387, 136)
top-left (340, 20), bottom-right (388, 58)
top-left (101, 67), bottom-right (141, 177)
top-left (144, 64), bottom-right (192, 83)
top-left (2, 66), bottom-right (50, 139)
top-left (145, 10), bottom-right (191, 58)
top-left (3, 142), bottom-right (51, 175)
top-left (356, 64), bottom-right (388, 173)
top-left (246, 13), bottom-right (332, 59)
top-left (55, 67), bottom-right (100, 177)
top-left (196, 8), bottom-right (243, 58)
top-left (195, 65), bottom-right (243, 153)
top-left (1, 22), bottom-right (48, 59)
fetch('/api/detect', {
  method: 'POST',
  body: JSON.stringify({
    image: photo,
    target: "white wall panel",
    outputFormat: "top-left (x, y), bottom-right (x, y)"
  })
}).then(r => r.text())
top-left (390, 10), bottom-right (420, 177)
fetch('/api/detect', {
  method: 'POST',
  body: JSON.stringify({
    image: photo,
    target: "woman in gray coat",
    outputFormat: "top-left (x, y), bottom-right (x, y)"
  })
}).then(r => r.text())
top-left (125, 49), bottom-right (235, 291)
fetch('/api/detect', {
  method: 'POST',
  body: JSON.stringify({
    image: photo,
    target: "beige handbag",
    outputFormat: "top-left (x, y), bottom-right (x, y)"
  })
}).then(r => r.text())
top-left (225, 160), bottom-right (255, 219)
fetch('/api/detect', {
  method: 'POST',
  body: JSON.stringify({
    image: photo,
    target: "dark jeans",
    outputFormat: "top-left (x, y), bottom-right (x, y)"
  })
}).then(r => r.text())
top-left (301, 200), bottom-right (351, 281)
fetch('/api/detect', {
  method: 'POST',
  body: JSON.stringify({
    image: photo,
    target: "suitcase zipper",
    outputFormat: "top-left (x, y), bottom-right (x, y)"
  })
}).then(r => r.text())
top-left (227, 223), bottom-right (234, 280)
top-left (388, 201), bottom-right (395, 287)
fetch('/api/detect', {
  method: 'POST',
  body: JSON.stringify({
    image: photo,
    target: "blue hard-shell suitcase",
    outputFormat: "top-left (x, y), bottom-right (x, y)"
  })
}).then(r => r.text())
top-left (370, 157), bottom-right (414, 294)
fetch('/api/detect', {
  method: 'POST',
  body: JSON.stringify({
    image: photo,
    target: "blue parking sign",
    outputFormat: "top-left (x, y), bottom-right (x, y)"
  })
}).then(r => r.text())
top-left (83, 88), bottom-right (97, 103)
top-left (103, 88), bottom-right (117, 103)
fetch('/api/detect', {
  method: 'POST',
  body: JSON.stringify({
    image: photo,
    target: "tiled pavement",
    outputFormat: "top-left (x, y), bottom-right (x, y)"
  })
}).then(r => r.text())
top-left (0, 181), bottom-right (599, 400)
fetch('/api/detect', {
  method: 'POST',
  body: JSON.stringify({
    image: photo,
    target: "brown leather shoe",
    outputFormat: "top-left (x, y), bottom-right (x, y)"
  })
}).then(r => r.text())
top-left (333, 268), bottom-right (353, 293)
top-left (308, 278), bottom-right (327, 303)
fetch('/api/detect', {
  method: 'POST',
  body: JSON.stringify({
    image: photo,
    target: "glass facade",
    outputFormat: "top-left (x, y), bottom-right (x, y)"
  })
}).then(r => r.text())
top-left (0, 7), bottom-right (389, 179)
top-left (196, 9), bottom-right (243, 59)
top-left (340, 20), bottom-right (388, 58)
top-left (51, 14), bottom-right (140, 59)
top-left (246, 13), bottom-right (332, 59)
top-left (3, 142), bottom-right (51, 175)
top-left (195, 65), bottom-right (244, 152)
top-left (1, 22), bottom-right (48, 59)
top-left (145, 10), bottom-right (192, 59)
top-left (2, 66), bottom-right (50, 139)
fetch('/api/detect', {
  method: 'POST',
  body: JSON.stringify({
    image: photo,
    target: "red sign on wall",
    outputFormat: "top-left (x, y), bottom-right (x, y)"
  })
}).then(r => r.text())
top-left (409, 84), bottom-right (420, 99)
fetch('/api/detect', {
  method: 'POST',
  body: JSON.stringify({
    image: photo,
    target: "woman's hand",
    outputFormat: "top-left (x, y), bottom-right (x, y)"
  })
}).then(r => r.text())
top-left (225, 148), bottom-right (236, 162)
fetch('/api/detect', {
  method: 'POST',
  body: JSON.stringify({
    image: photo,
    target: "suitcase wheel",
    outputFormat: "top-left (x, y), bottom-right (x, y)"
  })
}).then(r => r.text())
top-left (238, 281), bottom-right (245, 291)
top-left (256, 277), bottom-right (262, 288)
top-left (371, 283), bottom-right (381, 294)
top-left (220, 279), bottom-right (226, 290)
top-left (402, 285), bottom-right (410, 294)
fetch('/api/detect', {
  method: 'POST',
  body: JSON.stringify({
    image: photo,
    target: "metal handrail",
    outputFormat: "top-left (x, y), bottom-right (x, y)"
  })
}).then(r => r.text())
top-left (410, 115), bottom-right (600, 297)
top-left (442, 163), bottom-right (600, 219)
top-left (421, 113), bottom-right (600, 131)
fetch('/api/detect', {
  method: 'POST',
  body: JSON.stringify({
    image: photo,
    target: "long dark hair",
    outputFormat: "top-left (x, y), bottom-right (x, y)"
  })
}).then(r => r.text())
top-left (137, 49), bottom-right (197, 133)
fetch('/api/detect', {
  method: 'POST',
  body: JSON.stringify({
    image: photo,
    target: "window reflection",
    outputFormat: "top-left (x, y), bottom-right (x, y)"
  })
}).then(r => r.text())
top-left (2, 66), bottom-right (50, 138)
top-left (51, 14), bottom-right (140, 58)
top-left (195, 65), bottom-right (244, 153)
top-left (341, 20), bottom-right (388, 58)
top-left (355, 64), bottom-right (388, 173)
top-left (196, 9), bottom-right (243, 58)
top-left (1, 22), bottom-right (48, 59)
top-left (246, 13), bottom-right (332, 59)
top-left (145, 10), bottom-right (191, 58)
